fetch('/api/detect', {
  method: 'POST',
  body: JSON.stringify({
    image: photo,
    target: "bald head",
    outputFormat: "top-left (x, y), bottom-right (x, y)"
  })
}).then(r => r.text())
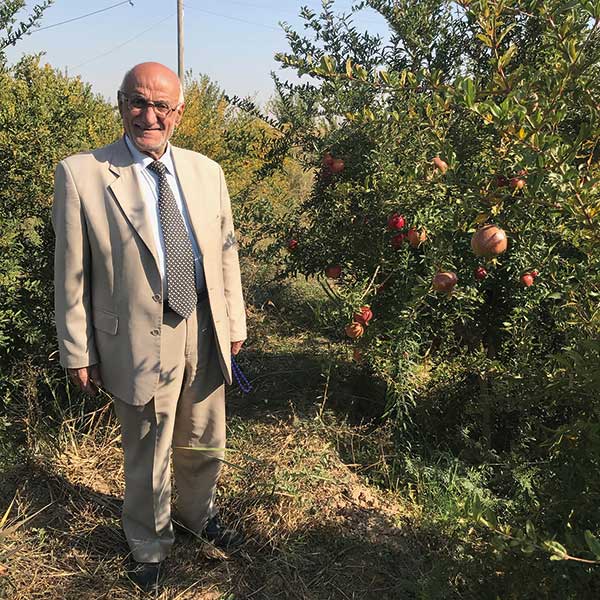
top-left (118, 62), bottom-right (186, 160)
top-left (120, 62), bottom-right (184, 103)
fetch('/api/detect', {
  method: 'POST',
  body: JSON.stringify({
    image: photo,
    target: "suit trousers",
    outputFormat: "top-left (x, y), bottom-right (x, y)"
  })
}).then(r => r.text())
top-left (112, 297), bottom-right (226, 563)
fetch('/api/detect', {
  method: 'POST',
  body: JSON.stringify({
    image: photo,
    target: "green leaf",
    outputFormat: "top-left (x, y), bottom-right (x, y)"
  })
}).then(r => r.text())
top-left (471, 494), bottom-right (484, 519)
top-left (464, 78), bottom-right (476, 107)
top-left (487, 102), bottom-right (502, 119)
top-left (584, 530), bottom-right (600, 558)
top-left (476, 33), bottom-right (493, 47)
top-left (567, 40), bottom-right (578, 63)
top-left (543, 540), bottom-right (568, 560)
top-left (497, 23), bottom-right (517, 46)
top-left (321, 55), bottom-right (335, 74)
top-left (521, 543), bottom-right (536, 554)
top-left (355, 64), bottom-right (368, 81)
top-left (491, 535), bottom-right (507, 552)
top-left (525, 520), bottom-right (536, 539)
top-left (498, 44), bottom-right (518, 69)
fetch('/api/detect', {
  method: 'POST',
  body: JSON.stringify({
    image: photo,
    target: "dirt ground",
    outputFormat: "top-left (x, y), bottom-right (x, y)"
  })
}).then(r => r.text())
top-left (0, 305), bottom-right (440, 599)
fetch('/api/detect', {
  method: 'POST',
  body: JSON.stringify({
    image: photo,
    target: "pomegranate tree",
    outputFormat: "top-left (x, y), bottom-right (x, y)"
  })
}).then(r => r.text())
top-left (264, 0), bottom-right (600, 579)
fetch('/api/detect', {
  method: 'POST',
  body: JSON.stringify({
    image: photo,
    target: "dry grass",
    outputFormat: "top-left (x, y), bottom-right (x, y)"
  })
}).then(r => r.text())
top-left (0, 284), bottom-right (435, 599)
top-left (0, 404), bottom-right (422, 599)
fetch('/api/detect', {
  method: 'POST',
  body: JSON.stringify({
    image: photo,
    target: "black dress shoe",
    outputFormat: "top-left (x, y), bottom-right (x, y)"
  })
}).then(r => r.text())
top-left (126, 561), bottom-right (162, 592)
top-left (202, 515), bottom-right (244, 549)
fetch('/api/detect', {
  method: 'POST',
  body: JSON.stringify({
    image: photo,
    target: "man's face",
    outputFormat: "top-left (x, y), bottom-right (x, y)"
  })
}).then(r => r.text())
top-left (119, 66), bottom-right (184, 159)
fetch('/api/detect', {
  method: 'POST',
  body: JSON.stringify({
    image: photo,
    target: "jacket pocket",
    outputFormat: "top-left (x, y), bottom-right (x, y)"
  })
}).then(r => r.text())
top-left (93, 308), bottom-right (118, 335)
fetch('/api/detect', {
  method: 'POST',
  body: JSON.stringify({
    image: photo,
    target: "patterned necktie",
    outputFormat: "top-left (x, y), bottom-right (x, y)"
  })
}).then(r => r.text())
top-left (147, 160), bottom-right (197, 319)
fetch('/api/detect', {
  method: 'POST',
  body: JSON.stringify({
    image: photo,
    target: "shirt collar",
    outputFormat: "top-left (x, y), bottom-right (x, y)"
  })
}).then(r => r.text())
top-left (124, 134), bottom-right (175, 176)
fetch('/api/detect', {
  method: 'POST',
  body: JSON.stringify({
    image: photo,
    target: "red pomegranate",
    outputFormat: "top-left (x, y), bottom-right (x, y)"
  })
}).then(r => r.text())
top-left (520, 273), bottom-right (534, 287)
top-left (510, 177), bottom-right (526, 190)
top-left (471, 224), bottom-right (508, 258)
top-left (353, 306), bottom-right (373, 326)
top-left (325, 265), bottom-right (342, 279)
top-left (432, 156), bottom-right (448, 174)
top-left (387, 213), bottom-right (405, 230)
top-left (391, 233), bottom-right (405, 249)
top-left (330, 158), bottom-right (345, 173)
top-left (474, 266), bottom-right (488, 280)
top-left (432, 271), bottom-right (458, 293)
top-left (287, 238), bottom-right (298, 251)
top-left (495, 174), bottom-right (509, 188)
top-left (407, 227), bottom-right (427, 248)
top-left (322, 152), bottom-right (334, 168)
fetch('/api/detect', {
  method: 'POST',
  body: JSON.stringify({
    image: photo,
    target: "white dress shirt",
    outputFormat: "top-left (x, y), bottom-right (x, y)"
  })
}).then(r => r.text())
top-left (124, 135), bottom-right (206, 299)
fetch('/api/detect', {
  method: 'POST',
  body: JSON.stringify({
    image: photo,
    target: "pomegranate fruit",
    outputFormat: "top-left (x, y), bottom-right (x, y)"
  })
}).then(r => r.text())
top-left (495, 174), bottom-right (509, 187)
top-left (345, 322), bottom-right (364, 339)
top-left (322, 152), bottom-right (334, 168)
top-left (325, 265), bottom-right (342, 279)
top-left (471, 224), bottom-right (508, 258)
top-left (287, 238), bottom-right (298, 251)
top-left (387, 213), bottom-right (405, 230)
top-left (432, 271), bottom-right (458, 293)
top-left (407, 227), bottom-right (427, 248)
top-left (474, 266), bottom-right (487, 280)
top-left (432, 156), bottom-right (448, 174)
top-left (330, 158), bottom-right (345, 173)
top-left (510, 177), bottom-right (526, 190)
top-left (353, 306), bottom-right (373, 326)
top-left (520, 273), bottom-right (534, 287)
top-left (391, 233), bottom-right (405, 249)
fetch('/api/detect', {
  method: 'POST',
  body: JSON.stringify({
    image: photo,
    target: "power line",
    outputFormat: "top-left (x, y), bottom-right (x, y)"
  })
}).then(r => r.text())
top-left (30, 0), bottom-right (134, 34)
top-left (216, 0), bottom-right (363, 15)
top-left (186, 0), bottom-right (383, 30)
top-left (184, 5), bottom-right (281, 32)
top-left (211, 0), bottom-right (303, 16)
top-left (73, 13), bottom-right (175, 69)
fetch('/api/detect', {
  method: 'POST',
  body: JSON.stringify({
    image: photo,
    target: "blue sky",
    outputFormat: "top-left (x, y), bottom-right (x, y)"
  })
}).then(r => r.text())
top-left (5, 0), bottom-right (389, 106)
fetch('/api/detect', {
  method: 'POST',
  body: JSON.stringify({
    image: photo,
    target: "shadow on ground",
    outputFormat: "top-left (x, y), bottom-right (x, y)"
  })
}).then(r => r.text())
top-left (0, 457), bottom-right (466, 600)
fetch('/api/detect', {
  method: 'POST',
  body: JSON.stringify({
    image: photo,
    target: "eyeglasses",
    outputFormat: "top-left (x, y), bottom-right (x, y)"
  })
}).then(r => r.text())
top-left (118, 91), bottom-right (180, 117)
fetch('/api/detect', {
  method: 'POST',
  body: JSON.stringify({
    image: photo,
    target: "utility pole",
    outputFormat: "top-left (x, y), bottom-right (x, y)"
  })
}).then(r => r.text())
top-left (177, 0), bottom-right (184, 84)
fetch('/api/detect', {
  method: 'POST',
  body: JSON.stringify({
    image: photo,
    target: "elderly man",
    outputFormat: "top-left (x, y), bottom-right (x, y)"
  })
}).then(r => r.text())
top-left (53, 62), bottom-right (247, 590)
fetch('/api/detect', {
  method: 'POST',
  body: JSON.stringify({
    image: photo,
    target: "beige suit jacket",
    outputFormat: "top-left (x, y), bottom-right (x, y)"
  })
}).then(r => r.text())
top-left (53, 137), bottom-right (247, 406)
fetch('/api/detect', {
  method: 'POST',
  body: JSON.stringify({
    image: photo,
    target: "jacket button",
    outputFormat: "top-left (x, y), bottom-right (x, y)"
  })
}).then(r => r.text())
top-left (151, 329), bottom-right (160, 336)
top-left (152, 294), bottom-right (162, 302)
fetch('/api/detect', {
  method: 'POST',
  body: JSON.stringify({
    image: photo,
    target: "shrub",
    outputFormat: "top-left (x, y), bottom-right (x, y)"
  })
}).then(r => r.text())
top-left (0, 55), bottom-right (120, 443)
top-left (267, 0), bottom-right (600, 568)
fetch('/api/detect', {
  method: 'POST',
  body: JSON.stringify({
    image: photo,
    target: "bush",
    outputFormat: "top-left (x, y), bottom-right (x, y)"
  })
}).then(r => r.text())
top-left (0, 55), bottom-right (120, 444)
top-left (267, 0), bottom-right (600, 569)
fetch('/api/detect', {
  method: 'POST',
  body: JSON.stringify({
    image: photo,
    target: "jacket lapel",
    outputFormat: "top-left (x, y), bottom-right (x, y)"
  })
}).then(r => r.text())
top-left (107, 138), bottom-right (160, 269)
top-left (171, 146), bottom-right (210, 256)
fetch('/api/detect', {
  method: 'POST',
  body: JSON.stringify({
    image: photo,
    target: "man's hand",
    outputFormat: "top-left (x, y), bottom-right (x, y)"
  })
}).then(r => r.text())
top-left (67, 364), bottom-right (103, 396)
top-left (231, 340), bottom-right (244, 356)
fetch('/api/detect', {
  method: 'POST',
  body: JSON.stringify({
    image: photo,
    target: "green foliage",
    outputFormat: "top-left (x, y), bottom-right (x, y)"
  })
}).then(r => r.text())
top-left (0, 0), bottom-right (53, 52)
top-left (268, 0), bottom-right (600, 580)
top-left (175, 73), bottom-right (285, 197)
top-left (174, 73), bottom-right (313, 254)
top-left (0, 55), bottom-right (120, 440)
